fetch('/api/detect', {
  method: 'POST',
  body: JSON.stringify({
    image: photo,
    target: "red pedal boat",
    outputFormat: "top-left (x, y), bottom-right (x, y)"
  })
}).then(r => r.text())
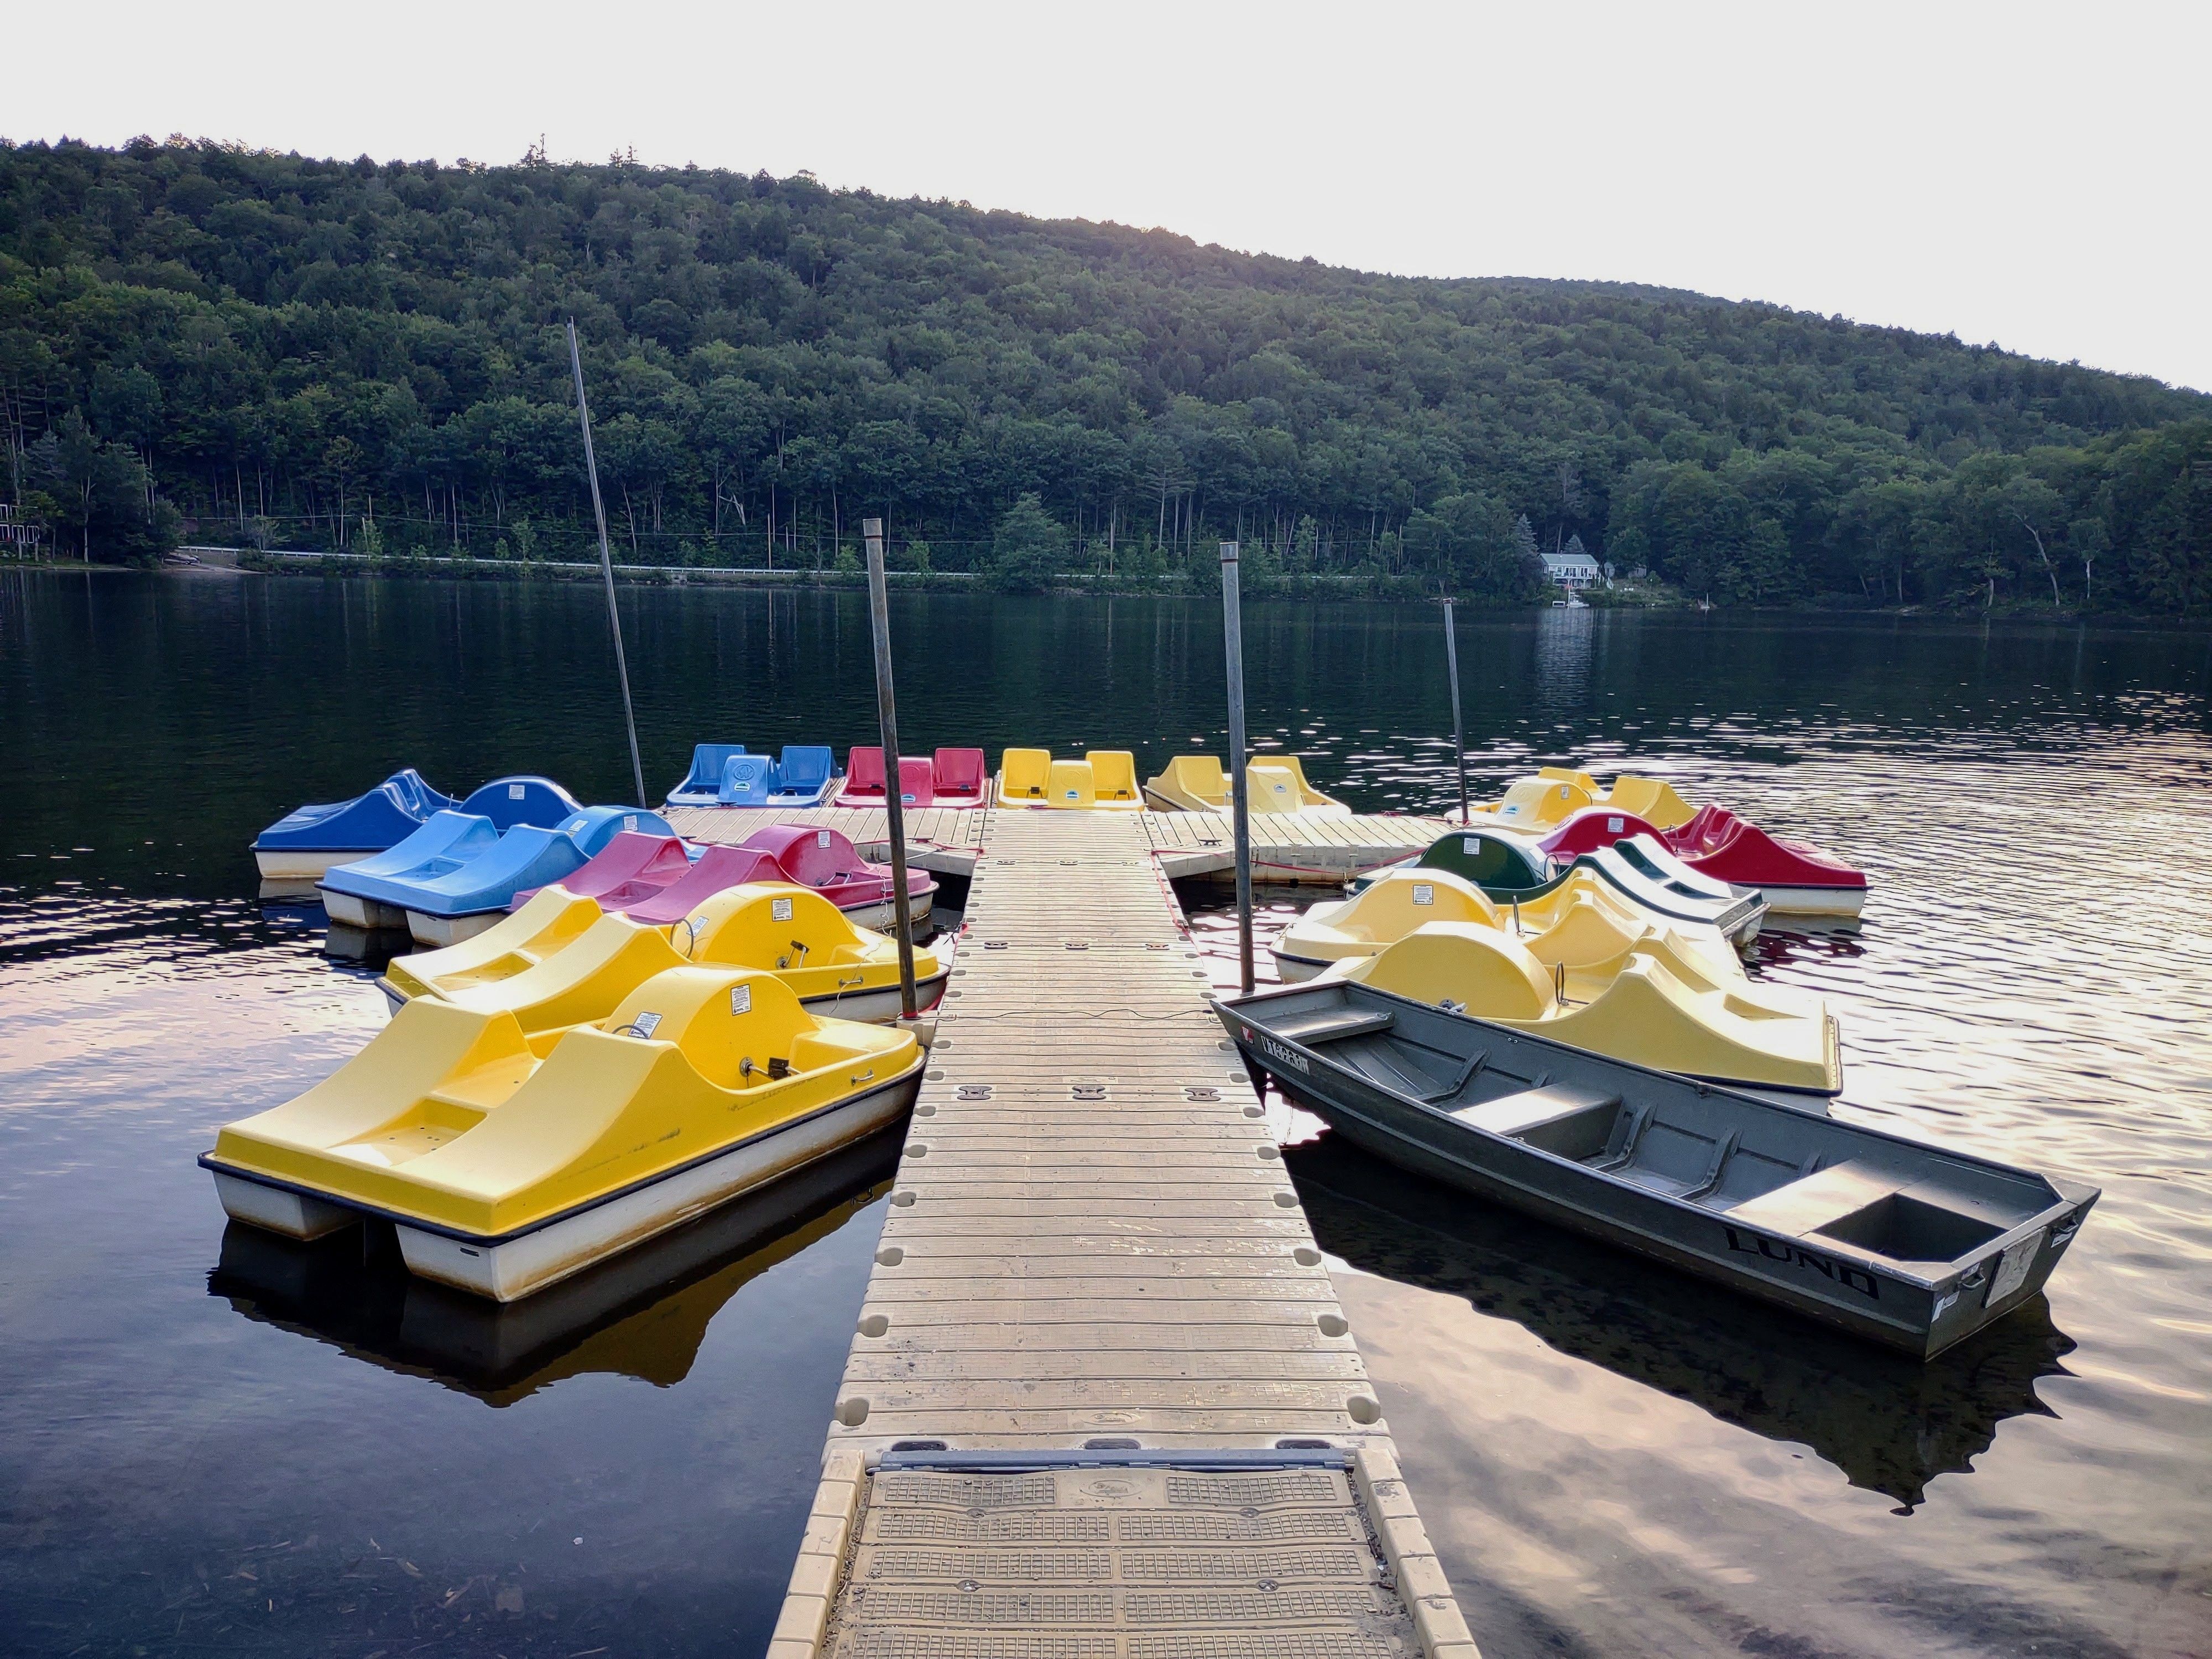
top-left (841, 746), bottom-right (988, 808)
top-left (1540, 801), bottom-right (1866, 917)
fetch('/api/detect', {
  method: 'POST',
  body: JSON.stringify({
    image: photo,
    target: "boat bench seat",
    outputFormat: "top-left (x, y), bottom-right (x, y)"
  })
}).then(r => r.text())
top-left (1452, 1084), bottom-right (1619, 1140)
top-left (1722, 1161), bottom-right (1905, 1237)
top-left (1268, 1008), bottom-right (1396, 1046)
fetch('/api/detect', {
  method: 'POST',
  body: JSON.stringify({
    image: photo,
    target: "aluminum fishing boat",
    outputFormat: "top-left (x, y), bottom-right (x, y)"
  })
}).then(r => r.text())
top-left (1218, 978), bottom-right (2096, 1358)
top-left (202, 966), bottom-right (925, 1302)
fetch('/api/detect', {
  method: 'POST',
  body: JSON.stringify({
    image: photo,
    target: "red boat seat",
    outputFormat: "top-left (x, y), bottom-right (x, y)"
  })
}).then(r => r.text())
top-left (844, 747), bottom-right (888, 800)
top-left (508, 831), bottom-right (691, 910)
top-left (615, 843), bottom-right (784, 926)
top-left (932, 747), bottom-right (987, 803)
top-left (895, 757), bottom-right (936, 805)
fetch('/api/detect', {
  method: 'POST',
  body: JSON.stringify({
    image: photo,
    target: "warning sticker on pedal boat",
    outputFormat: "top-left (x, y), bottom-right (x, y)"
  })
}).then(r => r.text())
top-left (729, 984), bottom-right (752, 1015)
top-left (632, 1011), bottom-right (661, 1038)
top-left (771, 896), bottom-right (794, 921)
top-left (1412, 883), bottom-right (1435, 905)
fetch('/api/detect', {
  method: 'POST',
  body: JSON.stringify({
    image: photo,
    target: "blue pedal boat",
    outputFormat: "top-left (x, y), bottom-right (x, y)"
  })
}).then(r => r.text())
top-left (322, 806), bottom-right (675, 946)
top-left (715, 746), bottom-right (843, 808)
top-left (254, 769), bottom-right (458, 880)
top-left (666, 744), bottom-right (749, 808)
top-left (257, 773), bottom-right (581, 881)
top-left (667, 744), bottom-right (844, 809)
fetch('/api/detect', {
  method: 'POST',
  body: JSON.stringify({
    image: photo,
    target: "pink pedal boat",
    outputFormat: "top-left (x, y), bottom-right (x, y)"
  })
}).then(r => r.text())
top-left (510, 826), bottom-right (935, 933)
top-left (618, 826), bottom-right (934, 934)
top-left (508, 831), bottom-right (695, 912)
top-left (841, 747), bottom-right (988, 808)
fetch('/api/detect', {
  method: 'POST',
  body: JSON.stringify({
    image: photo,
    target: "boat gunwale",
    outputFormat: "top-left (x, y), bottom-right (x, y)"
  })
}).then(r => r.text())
top-left (1217, 980), bottom-right (2094, 1295)
top-left (199, 1053), bottom-right (925, 1247)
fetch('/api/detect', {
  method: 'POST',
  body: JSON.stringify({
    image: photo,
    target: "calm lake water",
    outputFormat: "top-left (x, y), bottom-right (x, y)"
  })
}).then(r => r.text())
top-left (3, 568), bottom-right (2209, 1657)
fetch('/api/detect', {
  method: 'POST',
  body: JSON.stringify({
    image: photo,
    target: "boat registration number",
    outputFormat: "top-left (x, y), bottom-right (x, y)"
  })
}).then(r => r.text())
top-left (1985, 1230), bottom-right (2043, 1306)
top-left (1260, 1036), bottom-right (1310, 1074)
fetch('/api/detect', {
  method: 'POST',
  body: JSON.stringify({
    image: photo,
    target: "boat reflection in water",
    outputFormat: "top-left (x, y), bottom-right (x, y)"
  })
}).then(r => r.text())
top-left (209, 1130), bottom-right (899, 1406)
top-left (1285, 1132), bottom-right (2075, 1509)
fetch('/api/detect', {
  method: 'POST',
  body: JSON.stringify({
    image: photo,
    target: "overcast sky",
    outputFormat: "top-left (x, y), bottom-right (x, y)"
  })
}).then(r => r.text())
top-left (12, 1), bottom-right (2207, 393)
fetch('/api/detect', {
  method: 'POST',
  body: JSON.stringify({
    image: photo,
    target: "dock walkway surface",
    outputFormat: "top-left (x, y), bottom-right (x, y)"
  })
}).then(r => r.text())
top-left (666, 802), bottom-right (1454, 886)
top-left (715, 805), bottom-right (1476, 1659)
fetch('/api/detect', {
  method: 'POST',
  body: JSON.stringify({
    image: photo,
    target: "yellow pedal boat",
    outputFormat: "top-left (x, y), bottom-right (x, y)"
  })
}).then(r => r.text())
top-left (994, 748), bottom-right (1145, 809)
top-left (381, 888), bottom-right (604, 1003)
top-left (201, 965), bottom-right (925, 1300)
top-left (1473, 767), bottom-right (1697, 831)
top-left (1273, 866), bottom-right (1746, 988)
top-left (1327, 921), bottom-right (1840, 1095)
top-left (381, 883), bottom-right (946, 1026)
top-left (1142, 753), bottom-right (1350, 815)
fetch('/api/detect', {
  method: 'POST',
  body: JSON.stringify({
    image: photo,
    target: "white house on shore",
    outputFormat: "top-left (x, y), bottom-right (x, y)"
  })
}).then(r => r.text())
top-left (1542, 543), bottom-right (1602, 589)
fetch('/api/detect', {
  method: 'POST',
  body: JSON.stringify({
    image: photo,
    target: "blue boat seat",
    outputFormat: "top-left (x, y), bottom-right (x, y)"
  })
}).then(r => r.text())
top-left (718, 754), bottom-right (782, 807)
top-left (457, 775), bottom-right (583, 833)
top-left (669, 743), bottom-right (748, 806)
top-left (778, 746), bottom-right (836, 795)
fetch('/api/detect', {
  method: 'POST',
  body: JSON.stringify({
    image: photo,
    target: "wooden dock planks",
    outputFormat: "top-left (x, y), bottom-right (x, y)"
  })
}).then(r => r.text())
top-left (769, 808), bottom-right (1477, 1658)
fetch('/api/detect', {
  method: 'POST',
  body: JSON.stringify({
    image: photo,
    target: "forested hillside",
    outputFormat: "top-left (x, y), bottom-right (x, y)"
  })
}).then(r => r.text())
top-left (2, 136), bottom-right (2208, 610)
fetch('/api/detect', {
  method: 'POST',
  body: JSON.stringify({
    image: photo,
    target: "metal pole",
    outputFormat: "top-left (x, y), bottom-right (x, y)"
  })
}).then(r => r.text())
top-left (567, 320), bottom-right (648, 808)
top-left (1220, 541), bottom-right (1254, 994)
top-left (863, 519), bottom-right (918, 1019)
top-left (1443, 599), bottom-right (1469, 823)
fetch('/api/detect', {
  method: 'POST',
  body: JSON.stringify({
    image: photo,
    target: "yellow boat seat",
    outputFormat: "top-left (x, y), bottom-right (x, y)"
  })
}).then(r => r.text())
top-left (1276, 869), bottom-right (1502, 969)
top-left (999, 748), bottom-right (1053, 802)
top-left (1249, 762), bottom-right (1306, 815)
top-left (1537, 766), bottom-right (1601, 793)
top-left (441, 914), bottom-right (687, 1048)
top-left (1086, 750), bottom-right (1140, 803)
top-left (383, 888), bottom-right (603, 1001)
top-left (1047, 758), bottom-right (1097, 806)
top-left (1493, 775), bottom-right (1594, 827)
top-left (1604, 775), bottom-right (1697, 831)
top-left (1344, 922), bottom-right (1838, 1094)
top-left (680, 883), bottom-right (940, 1002)
top-left (1153, 753), bottom-right (1229, 807)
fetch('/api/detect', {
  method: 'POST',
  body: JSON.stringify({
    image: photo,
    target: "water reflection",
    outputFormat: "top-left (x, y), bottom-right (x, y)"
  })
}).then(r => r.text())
top-left (212, 1133), bottom-right (899, 1406)
top-left (1288, 1132), bottom-right (2075, 1510)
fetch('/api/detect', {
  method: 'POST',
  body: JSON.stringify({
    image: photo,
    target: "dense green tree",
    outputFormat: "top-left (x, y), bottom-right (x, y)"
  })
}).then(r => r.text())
top-left (0, 137), bottom-right (2205, 606)
top-left (985, 493), bottom-right (1070, 592)
top-left (22, 408), bottom-right (179, 561)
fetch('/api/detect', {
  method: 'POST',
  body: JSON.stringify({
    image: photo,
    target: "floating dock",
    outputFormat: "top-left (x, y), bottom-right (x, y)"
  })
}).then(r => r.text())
top-left (666, 804), bottom-right (1454, 886)
top-left (690, 805), bottom-right (1476, 1658)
